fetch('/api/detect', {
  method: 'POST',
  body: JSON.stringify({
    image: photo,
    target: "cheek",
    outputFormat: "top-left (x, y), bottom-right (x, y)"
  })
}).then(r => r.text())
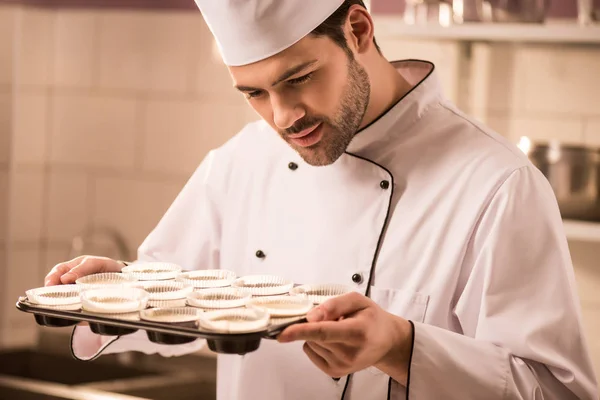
top-left (248, 100), bottom-right (274, 125)
top-left (304, 80), bottom-right (345, 116)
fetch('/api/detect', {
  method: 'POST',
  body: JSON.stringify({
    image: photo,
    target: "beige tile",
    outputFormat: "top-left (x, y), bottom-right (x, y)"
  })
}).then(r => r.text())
top-left (0, 5), bottom-right (17, 85)
top-left (142, 99), bottom-right (249, 175)
top-left (8, 169), bottom-right (45, 242)
top-left (53, 10), bottom-right (96, 88)
top-left (0, 170), bottom-right (7, 243)
top-left (12, 91), bottom-right (47, 165)
top-left (0, 90), bottom-right (11, 165)
top-left (15, 7), bottom-right (55, 87)
top-left (144, 12), bottom-right (196, 93)
top-left (377, 38), bottom-right (461, 103)
top-left (506, 116), bottom-right (585, 145)
top-left (512, 45), bottom-right (600, 115)
top-left (190, 14), bottom-right (241, 100)
top-left (96, 11), bottom-right (147, 91)
top-left (93, 176), bottom-right (185, 254)
top-left (50, 94), bottom-right (137, 169)
top-left (5, 245), bottom-right (42, 326)
top-left (43, 242), bottom-right (72, 276)
top-left (46, 170), bottom-right (89, 242)
top-left (97, 11), bottom-right (193, 93)
top-left (583, 118), bottom-right (600, 148)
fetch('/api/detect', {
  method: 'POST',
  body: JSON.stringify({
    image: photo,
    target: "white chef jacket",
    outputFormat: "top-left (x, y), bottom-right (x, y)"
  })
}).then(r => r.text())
top-left (71, 60), bottom-right (599, 400)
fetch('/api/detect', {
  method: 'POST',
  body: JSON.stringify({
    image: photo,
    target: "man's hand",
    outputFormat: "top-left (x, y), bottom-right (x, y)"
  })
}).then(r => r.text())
top-left (44, 255), bottom-right (125, 286)
top-left (277, 292), bottom-right (414, 386)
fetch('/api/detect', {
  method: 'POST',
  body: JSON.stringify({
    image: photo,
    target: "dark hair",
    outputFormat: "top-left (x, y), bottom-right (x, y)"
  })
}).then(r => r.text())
top-left (310, 0), bottom-right (382, 58)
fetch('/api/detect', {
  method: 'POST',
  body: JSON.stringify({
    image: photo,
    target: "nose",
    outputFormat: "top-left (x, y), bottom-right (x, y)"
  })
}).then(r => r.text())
top-left (271, 94), bottom-right (305, 130)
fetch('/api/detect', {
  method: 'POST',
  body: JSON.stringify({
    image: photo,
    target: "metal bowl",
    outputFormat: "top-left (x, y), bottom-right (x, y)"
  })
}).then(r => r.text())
top-left (524, 140), bottom-right (600, 221)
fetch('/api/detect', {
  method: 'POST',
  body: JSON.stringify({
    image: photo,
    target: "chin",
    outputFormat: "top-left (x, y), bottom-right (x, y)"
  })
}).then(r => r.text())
top-left (296, 147), bottom-right (342, 167)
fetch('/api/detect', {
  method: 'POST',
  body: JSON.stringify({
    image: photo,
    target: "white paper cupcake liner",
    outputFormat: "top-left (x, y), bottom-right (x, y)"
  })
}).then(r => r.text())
top-left (289, 283), bottom-right (354, 304)
top-left (247, 295), bottom-right (313, 317)
top-left (175, 269), bottom-right (236, 289)
top-left (81, 287), bottom-right (148, 314)
top-left (186, 288), bottom-right (252, 310)
top-left (197, 307), bottom-right (270, 333)
top-left (134, 281), bottom-right (194, 301)
top-left (231, 275), bottom-right (294, 296)
top-left (76, 272), bottom-right (138, 290)
top-left (121, 262), bottom-right (182, 281)
top-left (26, 285), bottom-right (82, 306)
top-left (148, 298), bottom-right (188, 309)
top-left (140, 307), bottom-right (203, 324)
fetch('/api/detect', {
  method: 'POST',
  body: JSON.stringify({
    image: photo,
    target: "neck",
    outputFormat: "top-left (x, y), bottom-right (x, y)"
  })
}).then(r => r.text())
top-left (360, 58), bottom-right (410, 129)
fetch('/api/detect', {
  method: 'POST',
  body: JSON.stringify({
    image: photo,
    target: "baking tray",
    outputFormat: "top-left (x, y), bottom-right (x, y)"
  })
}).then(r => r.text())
top-left (16, 297), bottom-right (307, 355)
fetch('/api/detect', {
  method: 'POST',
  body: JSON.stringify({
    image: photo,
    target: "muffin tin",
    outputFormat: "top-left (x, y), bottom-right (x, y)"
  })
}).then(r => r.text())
top-left (16, 272), bottom-right (357, 355)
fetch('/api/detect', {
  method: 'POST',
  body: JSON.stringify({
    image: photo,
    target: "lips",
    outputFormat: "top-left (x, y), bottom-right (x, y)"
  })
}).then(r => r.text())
top-left (287, 123), bottom-right (321, 139)
top-left (287, 123), bottom-right (324, 148)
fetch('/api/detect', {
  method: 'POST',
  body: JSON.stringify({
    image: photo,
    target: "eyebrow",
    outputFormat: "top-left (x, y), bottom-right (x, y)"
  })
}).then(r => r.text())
top-left (235, 59), bottom-right (318, 92)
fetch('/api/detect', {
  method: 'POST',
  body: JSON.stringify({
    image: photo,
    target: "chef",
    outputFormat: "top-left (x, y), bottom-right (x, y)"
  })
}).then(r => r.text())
top-left (44, 0), bottom-right (598, 399)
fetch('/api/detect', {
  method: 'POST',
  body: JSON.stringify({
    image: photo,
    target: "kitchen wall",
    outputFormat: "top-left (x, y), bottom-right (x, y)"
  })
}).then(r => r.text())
top-left (0, 4), bottom-right (257, 348)
top-left (0, 1), bottom-right (599, 383)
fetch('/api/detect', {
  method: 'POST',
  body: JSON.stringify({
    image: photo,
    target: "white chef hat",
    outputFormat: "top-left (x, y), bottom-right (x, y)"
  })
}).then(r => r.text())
top-left (194, 0), bottom-right (345, 66)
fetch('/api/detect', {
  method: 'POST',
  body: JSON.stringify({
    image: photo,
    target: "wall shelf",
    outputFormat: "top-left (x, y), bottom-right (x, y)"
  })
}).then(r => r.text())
top-left (373, 16), bottom-right (600, 44)
top-left (564, 219), bottom-right (600, 242)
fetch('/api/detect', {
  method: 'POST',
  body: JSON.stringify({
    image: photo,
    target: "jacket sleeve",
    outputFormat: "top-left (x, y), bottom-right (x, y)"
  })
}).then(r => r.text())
top-left (70, 143), bottom-right (233, 361)
top-left (398, 166), bottom-right (599, 400)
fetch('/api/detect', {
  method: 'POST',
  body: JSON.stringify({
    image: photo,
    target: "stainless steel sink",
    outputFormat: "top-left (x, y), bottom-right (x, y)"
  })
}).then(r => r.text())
top-left (0, 340), bottom-right (217, 400)
top-left (0, 350), bottom-right (160, 385)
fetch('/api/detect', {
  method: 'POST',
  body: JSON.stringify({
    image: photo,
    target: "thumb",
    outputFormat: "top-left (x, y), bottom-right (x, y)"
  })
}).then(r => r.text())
top-left (307, 292), bottom-right (370, 322)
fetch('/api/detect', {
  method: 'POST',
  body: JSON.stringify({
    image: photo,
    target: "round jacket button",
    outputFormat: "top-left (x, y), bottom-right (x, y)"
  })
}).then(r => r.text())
top-left (288, 162), bottom-right (298, 171)
top-left (351, 273), bottom-right (363, 284)
top-left (380, 180), bottom-right (390, 190)
top-left (255, 250), bottom-right (266, 259)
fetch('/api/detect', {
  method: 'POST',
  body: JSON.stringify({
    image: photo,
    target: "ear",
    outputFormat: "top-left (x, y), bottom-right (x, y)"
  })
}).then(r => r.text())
top-left (346, 5), bottom-right (375, 54)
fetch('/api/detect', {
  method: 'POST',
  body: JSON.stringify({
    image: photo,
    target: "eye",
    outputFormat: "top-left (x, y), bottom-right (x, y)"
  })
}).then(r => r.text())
top-left (287, 72), bottom-right (313, 85)
top-left (246, 90), bottom-right (264, 99)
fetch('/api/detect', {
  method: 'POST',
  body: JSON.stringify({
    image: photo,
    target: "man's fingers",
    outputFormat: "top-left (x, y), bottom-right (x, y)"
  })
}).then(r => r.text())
top-left (303, 342), bottom-right (331, 373)
top-left (45, 256), bottom-right (121, 286)
top-left (305, 341), bottom-right (334, 360)
top-left (278, 320), bottom-right (365, 344)
top-left (60, 258), bottom-right (110, 284)
top-left (308, 292), bottom-right (371, 323)
top-left (45, 258), bottom-right (82, 286)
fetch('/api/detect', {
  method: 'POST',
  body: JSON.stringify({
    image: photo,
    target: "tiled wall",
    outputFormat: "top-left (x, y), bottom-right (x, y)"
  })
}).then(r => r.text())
top-left (0, 2), bottom-right (599, 381)
top-left (0, 5), bottom-right (256, 347)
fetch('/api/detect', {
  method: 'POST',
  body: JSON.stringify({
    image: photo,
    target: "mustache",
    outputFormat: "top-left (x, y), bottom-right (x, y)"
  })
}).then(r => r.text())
top-left (284, 116), bottom-right (324, 135)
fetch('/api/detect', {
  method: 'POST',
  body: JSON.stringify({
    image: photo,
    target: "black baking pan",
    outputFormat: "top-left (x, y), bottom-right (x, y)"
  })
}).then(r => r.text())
top-left (34, 313), bottom-right (79, 327)
top-left (16, 298), bottom-right (307, 355)
top-left (89, 322), bottom-right (138, 336)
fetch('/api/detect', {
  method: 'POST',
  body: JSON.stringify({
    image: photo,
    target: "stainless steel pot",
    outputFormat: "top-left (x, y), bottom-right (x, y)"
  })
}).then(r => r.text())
top-left (476, 0), bottom-right (550, 23)
top-left (524, 141), bottom-right (600, 221)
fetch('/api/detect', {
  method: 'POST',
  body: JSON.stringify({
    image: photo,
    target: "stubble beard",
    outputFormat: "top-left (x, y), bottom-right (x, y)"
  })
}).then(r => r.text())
top-left (283, 57), bottom-right (370, 167)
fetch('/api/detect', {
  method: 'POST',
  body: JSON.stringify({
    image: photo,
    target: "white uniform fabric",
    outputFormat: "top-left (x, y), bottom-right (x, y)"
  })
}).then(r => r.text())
top-left (194, 0), bottom-right (344, 66)
top-left (71, 60), bottom-right (599, 400)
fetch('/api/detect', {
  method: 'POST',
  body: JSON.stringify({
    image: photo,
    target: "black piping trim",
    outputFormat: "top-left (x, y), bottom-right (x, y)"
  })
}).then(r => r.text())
top-left (338, 59), bottom-right (434, 400)
top-left (339, 152), bottom-right (395, 400)
top-left (69, 326), bottom-right (121, 362)
top-left (387, 376), bottom-right (393, 399)
top-left (406, 320), bottom-right (416, 399)
top-left (353, 59), bottom-right (435, 136)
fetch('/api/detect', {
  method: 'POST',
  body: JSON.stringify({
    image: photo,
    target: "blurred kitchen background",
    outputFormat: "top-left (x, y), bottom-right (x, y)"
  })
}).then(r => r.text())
top-left (0, 0), bottom-right (599, 398)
